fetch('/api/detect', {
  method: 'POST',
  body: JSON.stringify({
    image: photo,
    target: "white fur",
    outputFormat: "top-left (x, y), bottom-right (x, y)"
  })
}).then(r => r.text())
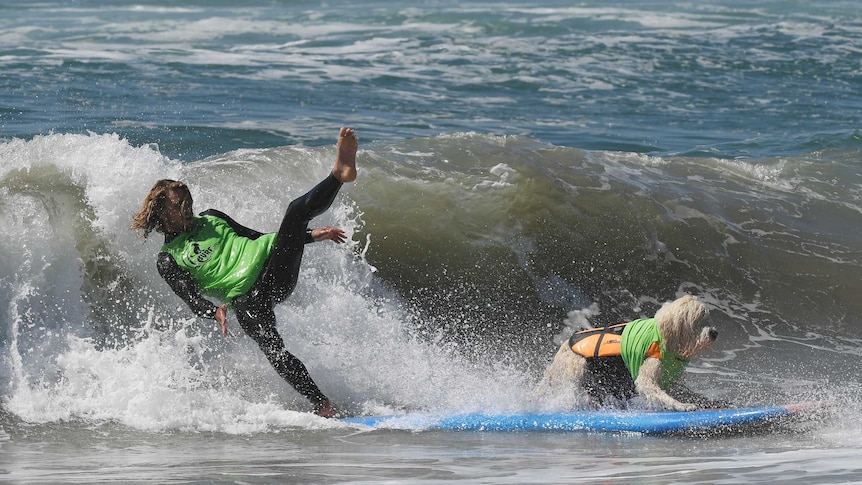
top-left (536, 295), bottom-right (717, 411)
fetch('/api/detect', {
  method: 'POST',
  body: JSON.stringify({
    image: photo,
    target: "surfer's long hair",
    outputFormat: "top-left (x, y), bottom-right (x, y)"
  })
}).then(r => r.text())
top-left (130, 179), bottom-right (189, 239)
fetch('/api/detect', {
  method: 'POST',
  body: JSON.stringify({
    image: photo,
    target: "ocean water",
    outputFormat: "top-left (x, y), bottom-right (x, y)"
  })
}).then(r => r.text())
top-left (2, 1), bottom-right (862, 483)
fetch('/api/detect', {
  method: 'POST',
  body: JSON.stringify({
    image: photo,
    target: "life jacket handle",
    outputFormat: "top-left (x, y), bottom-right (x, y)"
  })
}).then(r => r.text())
top-left (569, 323), bottom-right (627, 359)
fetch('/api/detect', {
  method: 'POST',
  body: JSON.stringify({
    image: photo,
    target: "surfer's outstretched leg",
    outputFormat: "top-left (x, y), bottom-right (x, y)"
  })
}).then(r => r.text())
top-left (257, 127), bottom-right (358, 303)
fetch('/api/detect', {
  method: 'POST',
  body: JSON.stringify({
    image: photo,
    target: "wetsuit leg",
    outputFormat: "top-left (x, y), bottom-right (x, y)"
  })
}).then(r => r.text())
top-left (257, 173), bottom-right (343, 303)
top-left (228, 173), bottom-right (342, 408)
top-left (232, 296), bottom-right (329, 406)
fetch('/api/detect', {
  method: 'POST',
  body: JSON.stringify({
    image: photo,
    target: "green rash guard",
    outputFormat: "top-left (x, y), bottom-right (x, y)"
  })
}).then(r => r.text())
top-left (620, 318), bottom-right (690, 389)
top-left (161, 215), bottom-right (276, 302)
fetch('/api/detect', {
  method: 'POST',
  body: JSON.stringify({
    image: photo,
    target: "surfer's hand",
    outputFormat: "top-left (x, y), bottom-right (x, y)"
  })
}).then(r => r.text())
top-left (311, 226), bottom-right (346, 243)
top-left (215, 304), bottom-right (228, 338)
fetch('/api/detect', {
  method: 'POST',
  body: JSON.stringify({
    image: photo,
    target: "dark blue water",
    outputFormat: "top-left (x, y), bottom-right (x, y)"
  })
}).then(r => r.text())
top-left (2, 1), bottom-right (860, 160)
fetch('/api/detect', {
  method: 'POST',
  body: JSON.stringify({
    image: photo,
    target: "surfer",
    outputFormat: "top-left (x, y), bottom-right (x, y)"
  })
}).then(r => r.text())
top-left (130, 127), bottom-right (358, 418)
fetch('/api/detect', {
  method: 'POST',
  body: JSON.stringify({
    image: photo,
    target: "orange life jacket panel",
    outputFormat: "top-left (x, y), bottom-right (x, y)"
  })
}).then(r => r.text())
top-left (569, 323), bottom-right (627, 359)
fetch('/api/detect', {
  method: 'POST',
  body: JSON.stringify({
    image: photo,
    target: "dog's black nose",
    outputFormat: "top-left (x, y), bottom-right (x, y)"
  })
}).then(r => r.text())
top-left (708, 329), bottom-right (718, 340)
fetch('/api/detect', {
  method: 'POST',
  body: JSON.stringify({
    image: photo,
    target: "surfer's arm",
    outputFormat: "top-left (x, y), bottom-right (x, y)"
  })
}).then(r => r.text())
top-left (201, 208), bottom-right (315, 243)
top-left (156, 252), bottom-right (218, 320)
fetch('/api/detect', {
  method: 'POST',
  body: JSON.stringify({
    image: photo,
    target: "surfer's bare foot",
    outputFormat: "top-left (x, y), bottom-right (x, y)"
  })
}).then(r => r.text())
top-left (314, 399), bottom-right (339, 419)
top-left (332, 127), bottom-right (357, 183)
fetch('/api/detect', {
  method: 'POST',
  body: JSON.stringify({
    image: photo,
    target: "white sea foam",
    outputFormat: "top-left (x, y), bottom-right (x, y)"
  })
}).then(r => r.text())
top-left (0, 134), bottom-right (534, 432)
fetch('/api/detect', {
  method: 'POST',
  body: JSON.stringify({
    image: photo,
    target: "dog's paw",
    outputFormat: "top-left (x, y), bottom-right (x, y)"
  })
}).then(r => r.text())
top-left (676, 402), bottom-right (699, 412)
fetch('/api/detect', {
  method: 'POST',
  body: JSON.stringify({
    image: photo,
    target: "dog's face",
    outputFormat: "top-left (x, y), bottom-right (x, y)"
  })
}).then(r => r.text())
top-left (655, 295), bottom-right (716, 358)
top-left (679, 325), bottom-right (717, 358)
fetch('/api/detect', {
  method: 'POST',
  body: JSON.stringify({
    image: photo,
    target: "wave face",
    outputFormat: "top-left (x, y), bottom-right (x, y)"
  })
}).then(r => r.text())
top-left (1, 133), bottom-right (859, 431)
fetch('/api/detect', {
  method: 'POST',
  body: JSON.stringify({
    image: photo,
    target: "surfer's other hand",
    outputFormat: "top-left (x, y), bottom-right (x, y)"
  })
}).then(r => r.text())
top-left (215, 304), bottom-right (229, 337)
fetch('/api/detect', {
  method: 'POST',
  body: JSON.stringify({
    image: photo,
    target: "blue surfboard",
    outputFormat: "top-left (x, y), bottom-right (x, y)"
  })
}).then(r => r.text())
top-left (342, 404), bottom-right (811, 435)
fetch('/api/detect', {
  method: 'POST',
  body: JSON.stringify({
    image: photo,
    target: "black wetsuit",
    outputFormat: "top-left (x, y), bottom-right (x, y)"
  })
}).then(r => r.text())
top-left (157, 174), bottom-right (343, 408)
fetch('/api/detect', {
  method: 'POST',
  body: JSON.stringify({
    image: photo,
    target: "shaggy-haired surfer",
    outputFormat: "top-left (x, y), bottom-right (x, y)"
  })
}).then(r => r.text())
top-left (130, 127), bottom-right (358, 418)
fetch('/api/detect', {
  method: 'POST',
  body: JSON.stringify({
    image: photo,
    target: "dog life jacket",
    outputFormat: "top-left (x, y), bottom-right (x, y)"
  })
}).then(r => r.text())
top-left (568, 318), bottom-right (689, 401)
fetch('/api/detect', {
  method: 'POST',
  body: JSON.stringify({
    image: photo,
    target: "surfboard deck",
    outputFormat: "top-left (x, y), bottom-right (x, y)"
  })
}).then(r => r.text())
top-left (342, 403), bottom-right (815, 435)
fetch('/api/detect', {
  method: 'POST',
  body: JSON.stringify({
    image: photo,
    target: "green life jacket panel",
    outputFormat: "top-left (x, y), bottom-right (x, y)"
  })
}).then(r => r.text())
top-left (161, 215), bottom-right (276, 302)
top-left (619, 318), bottom-right (689, 389)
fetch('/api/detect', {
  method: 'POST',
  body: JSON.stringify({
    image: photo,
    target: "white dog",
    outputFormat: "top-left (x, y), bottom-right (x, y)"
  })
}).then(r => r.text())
top-left (536, 295), bottom-right (722, 411)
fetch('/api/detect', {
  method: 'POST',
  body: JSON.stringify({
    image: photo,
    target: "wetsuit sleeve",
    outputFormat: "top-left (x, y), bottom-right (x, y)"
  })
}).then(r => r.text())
top-left (156, 252), bottom-right (218, 320)
top-left (201, 208), bottom-right (314, 243)
top-left (200, 209), bottom-right (264, 239)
